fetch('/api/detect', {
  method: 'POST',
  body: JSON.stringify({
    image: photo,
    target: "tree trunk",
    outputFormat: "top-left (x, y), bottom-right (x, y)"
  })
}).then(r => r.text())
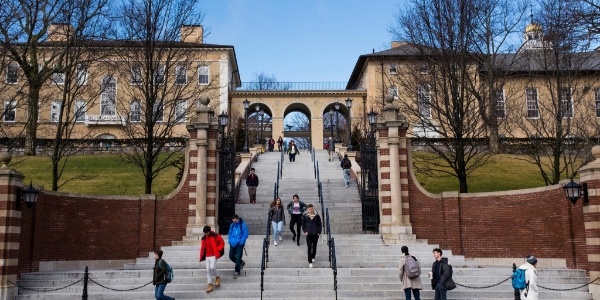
top-left (24, 87), bottom-right (41, 156)
top-left (488, 127), bottom-right (500, 154)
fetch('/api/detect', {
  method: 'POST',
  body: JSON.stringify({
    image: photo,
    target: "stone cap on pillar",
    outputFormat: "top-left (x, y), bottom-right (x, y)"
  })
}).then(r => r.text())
top-left (579, 145), bottom-right (600, 180)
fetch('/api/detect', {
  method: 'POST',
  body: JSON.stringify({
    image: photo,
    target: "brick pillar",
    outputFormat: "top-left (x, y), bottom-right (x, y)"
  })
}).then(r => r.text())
top-left (185, 98), bottom-right (218, 237)
top-left (377, 97), bottom-right (412, 243)
top-left (578, 145), bottom-right (600, 299)
top-left (0, 152), bottom-right (24, 300)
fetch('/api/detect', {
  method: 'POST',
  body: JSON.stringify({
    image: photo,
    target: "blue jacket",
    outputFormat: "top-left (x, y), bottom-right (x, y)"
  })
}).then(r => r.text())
top-left (228, 218), bottom-right (249, 247)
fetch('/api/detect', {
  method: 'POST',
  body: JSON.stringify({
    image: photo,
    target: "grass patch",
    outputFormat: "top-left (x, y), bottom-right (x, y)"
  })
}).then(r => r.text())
top-left (9, 153), bottom-right (182, 196)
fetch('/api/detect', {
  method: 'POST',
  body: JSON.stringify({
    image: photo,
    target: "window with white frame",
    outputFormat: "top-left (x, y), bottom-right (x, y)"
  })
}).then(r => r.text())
top-left (153, 100), bottom-right (163, 122)
top-left (6, 64), bottom-right (18, 84)
top-left (76, 64), bottom-right (88, 85)
top-left (153, 64), bottom-right (165, 85)
top-left (389, 63), bottom-right (397, 74)
top-left (417, 83), bottom-right (431, 119)
top-left (198, 65), bottom-right (209, 85)
top-left (130, 100), bottom-right (141, 122)
top-left (74, 100), bottom-right (86, 122)
top-left (389, 86), bottom-right (399, 100)
top-left (526, 88), bottom-right (539, 118)
top-left (494, 89), bottom-right (505, 118)
top-left (130, 64), bottom-right (142, 84)
top-left (51, 70), bottom-right (65, 85)
top-left (560, 88), bottom-right (573, 118)
top-left (3, 100), bottom-right (15, 122)
top-left (175, 100), bottom-right (187, 122)
top-left (595, 88), bottom-right (600, 117)
top-left (419, 64), bottom-right (429, 74)
top-left (51, 101), bottom-right (62, 122)
top-left (101, 76), bottom-right (116, 116)
top-left (175, 65), bottom-right (187, 84)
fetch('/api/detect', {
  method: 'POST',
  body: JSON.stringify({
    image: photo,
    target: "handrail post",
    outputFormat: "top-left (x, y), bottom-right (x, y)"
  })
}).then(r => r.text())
top-left (82, 266), bottom-right (88, 300)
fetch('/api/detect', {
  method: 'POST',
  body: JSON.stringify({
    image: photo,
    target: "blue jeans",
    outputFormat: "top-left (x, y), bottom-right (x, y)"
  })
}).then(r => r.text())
top-left (272, 221), bottom-right (283, 242)
top-left (404, 288), bottom-right (421, 300)
top-left (154, 284), bottom-right (174, 300)
top-left (434, 283), bottom-right (447, 300)
top-left (229, 244), bottom-right (244, 273)
top-left (343, 169), bottom-right (351, 186)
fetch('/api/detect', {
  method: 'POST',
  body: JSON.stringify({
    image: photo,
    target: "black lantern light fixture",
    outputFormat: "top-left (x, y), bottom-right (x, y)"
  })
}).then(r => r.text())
top-left (563, 178), bottom-right (588, 205)
top-left (345, 98), bottom-right (353, 151)
top-left (242, 99), bottom-right (250, 153)
top-left (367, 109), bottom-right (378, 127)
top-left (218, 111), bottom-right (229, 139)
top-left (17, 181), bottom-right (40, 209)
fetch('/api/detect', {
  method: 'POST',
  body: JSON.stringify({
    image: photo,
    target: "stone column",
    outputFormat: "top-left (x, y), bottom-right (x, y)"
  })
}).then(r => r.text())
top-left (185, 98), bottom-right (214, 237)
top-left (0, 152), bottom-right (24, 300)
top-left (376, 97), bottom-right (412, 244)
top-left (578, 145), bottom-right (600, 300)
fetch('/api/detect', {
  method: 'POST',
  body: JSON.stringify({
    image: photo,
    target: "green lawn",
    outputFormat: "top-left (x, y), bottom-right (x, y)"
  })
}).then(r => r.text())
top-left (6, 152), bottom-right (561, 196)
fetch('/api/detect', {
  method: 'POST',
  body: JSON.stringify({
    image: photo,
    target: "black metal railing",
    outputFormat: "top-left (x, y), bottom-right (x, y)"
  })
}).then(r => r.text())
top-left (260, 237), bottom-right (268, 299)
top-left (237, 81), bottom-right (347, 90)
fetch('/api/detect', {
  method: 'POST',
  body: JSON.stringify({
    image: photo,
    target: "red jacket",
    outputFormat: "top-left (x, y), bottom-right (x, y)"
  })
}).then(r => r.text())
top-left (200, 232), bottom-right (225, 261)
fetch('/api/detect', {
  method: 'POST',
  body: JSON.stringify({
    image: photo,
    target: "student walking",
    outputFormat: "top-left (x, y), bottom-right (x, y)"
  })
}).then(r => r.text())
top-left (518, 255), bottom-right (539, 300)
top-left (269, 198), bottom-right (286, 246)
top-left (268, 137), bottom-right (275, 152)
top-left (277, 136), bottom-right (284, 152)
top-left (287, 194), bottom-right (307, 246)
top-left (340, 154), bottom-right (352, 188)
top-left (398, 246), bottom-right (423, 300)
top-left (228, 215), bottom-right (248, 279)
top-left (327, 137), bottom-right (335, 161)
top-left (246, 168), bottom-right (259, 204)
top-left (431, 248), bottom-right (455, 300)
top-left (302, 204), bottom-right (322, 268)
top-left (152, 249), bottom-right (174, 300)
top-left (200, 226), bottom-right (225, 293)
top-left (287, 140), bottom-right (299, 162)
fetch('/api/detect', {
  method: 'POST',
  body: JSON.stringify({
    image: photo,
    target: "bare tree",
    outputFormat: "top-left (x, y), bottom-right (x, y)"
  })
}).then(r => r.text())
top-left (246, 72), bottom-right (291, 90)
top-left (114, 0), bottom-right (210, 194)
top-left (507, 0), bottom-right (597, 185)
top-left (390, 0), bottom-right (493, 193)
top-left (40, 1), bottom-right (110, 191)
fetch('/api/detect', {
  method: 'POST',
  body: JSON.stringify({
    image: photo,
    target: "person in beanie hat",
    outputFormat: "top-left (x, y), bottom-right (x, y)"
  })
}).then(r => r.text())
top-left (340, 154), bottom-right (352, 188)
top-left (518, 254), bottom-right (539, 300)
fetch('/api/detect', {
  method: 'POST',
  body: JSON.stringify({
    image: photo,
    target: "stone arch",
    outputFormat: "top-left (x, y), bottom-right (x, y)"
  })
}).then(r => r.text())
top-left (247, 102), bottom-right (273, 143)
top-left (282, 102), bottom-right (312, 148)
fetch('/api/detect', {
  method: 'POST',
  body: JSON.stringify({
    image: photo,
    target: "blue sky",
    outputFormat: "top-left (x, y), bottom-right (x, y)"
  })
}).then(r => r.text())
top-left (201, 0), bottom-right (402, 83)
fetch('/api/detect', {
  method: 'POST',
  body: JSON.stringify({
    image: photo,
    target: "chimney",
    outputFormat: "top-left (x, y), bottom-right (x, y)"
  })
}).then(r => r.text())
top-left (180, 25), bottom-right (203, 43)
top-left (391, 41), bottom-right (407, 48)
top-left (47, 23), bottom-right (75, 42)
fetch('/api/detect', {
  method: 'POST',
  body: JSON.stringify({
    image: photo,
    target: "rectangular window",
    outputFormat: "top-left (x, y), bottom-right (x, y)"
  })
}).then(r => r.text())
top-left (6, 64), bottom-right (18, 84)
top-left (526, 88), bottom-right (539, 118)
top-left (3, 100), bottom-right (15, 122)
top-left (175, 100), bottom-right (187, 122)
top-left (560, 88), bottom-right (573, 118)
top-left (101, 76), bottom-right (116, 116)
top-left (418, 83), bottom-right (431, 119)
top-left (198, 65), bottom-right (209, 85)
top-left (154, 65), bottom-right (165, 85)
top-left (595, 89), bottom-right (600, 117)
top-left (419, 64), bottom-right (429, 74)
top-left (76, 64), bottom-right (88, 85)
top-left (51, 72), bottom-right (65, 85)
top-left (51, 101), bottom-right (62, 122)
top-left (130, 100), bottom-right (141, 122)
top-left (175, 65), bottom-right (187, 85)
top-left (74, 100), bottom-right (86, 122)
top-left (389, 63), bottom-right (397, 74)
top-left (131, 64), bottom-right (142, 84)
top-left (495, 89), bottom-right (505, 118)
top-left (153, 100), bottom-right (163, 122)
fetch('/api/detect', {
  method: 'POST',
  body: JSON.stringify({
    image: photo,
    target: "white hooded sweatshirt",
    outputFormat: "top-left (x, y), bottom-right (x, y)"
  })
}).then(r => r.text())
top-left (518, 262), bottom-right (538, 300)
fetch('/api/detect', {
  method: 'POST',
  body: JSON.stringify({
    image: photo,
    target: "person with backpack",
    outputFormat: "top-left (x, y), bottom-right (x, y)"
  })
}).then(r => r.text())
top-left (228, 215), bottom-right (248, 279)
top-left (200, 226), bottom-right (225, 293)
top-left (398, 246), bottom-right (423, 300)
top-left (340, 154), bottom-right (352, 188)
top-left (431, 248), bottom-right (455, 300)
top-left (152, 249), bottom-right (175, 300)
top-left (517, 255), bottom-right (539, 300)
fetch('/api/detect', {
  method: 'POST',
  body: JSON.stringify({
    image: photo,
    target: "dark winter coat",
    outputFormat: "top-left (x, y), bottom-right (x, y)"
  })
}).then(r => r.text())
top-left (301, 212), bottom-right (322, 236)
top-left (246, 173), bottom-right (259, 187)
top-left (153, 259), bottom-right (168, 285)
top-left (431, 257), bottom-right (455, 289)
top-left (269, 205), bottom-right (286, 224)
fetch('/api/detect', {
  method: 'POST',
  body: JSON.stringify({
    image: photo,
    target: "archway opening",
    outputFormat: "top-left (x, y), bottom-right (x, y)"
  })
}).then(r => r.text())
top-left (283, 103), bottom-right (312, 149)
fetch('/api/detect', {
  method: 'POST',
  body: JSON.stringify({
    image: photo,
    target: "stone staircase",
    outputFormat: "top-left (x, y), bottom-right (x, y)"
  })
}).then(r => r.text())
top-left (14, 149), bottom-right (594, 299)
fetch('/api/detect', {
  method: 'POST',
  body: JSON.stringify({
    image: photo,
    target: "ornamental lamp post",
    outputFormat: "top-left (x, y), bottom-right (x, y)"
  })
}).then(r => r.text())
top-left (329, 107), bottom-right (334, 140)
top-left (334, 101), bottom-right (340, 142)
top-left (242, 99), bottom-right (250, 153)
top-left (367, 109), bottom-right (378, 137)
top-left (218, 111), bottom-right (228, 138)
top-left (345, 98), bottom-right (353, 151)
top-left (255, 105), bottom-right (260, 144)
top-left (259, 109), bottom-right (265, 143)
